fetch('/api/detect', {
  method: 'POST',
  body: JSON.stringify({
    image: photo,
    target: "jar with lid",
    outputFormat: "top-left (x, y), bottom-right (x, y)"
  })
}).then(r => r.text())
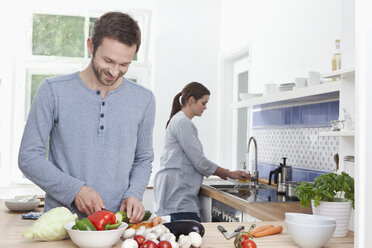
top-left (344, 156), bottom-right (354, 170)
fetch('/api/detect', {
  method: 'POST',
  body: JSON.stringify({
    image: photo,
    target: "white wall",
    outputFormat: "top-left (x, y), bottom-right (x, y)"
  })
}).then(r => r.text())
top-left (151, 0), bottom-right (220, 182)
top-left (219, 0), bottom-right (354, 93)
top-left (355, 0), bottom-right (372, 246)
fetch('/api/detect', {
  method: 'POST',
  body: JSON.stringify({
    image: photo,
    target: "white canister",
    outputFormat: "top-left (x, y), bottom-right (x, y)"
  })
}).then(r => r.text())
top-left (294, 77), bottom-right (307, 88)
top-left (308, 71), bottom-right (321, 85)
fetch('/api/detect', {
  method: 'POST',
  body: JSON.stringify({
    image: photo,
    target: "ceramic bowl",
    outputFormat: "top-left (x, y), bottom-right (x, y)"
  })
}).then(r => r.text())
top-left (64, 221), bottom-right (127, 248)
top-left (285, 220), bottom-right (336, 248)
top-left (4, 198), bottom-right (40, 212)
top-left (285, 212), bottom-right (336, 225)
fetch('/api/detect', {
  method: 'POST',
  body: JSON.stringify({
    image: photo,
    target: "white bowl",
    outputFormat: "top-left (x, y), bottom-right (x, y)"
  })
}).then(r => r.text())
top-left (285, 220), bottom-right (336, 248)
top-left (285, 212), bottom-right (336, 225)
top-left (4, 198), bottom-right (40, 212)
top-left (64, 221), bottom-right (127, 248)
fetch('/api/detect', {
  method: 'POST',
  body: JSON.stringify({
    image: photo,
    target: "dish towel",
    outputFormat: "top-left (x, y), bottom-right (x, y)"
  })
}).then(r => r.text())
top-left (22, 212), bottom-right (42, 220)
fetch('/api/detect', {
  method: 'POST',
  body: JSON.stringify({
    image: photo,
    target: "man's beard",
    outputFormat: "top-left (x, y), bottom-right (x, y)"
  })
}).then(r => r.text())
top-left (91, 57), bottom-right (123, 87)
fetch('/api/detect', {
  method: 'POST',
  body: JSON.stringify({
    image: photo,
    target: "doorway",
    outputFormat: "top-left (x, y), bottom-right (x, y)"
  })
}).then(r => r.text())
top-left (219, 45), bottom-right (250, 170)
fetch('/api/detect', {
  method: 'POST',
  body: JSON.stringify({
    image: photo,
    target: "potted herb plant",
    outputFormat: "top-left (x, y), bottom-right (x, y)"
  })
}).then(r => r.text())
top-left (296, 171), bottom-right (354, 237)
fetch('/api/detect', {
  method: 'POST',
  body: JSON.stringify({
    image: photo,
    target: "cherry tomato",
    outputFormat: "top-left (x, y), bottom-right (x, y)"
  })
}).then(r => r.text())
top-left (134, 235), bottom-right (146, 246)
top-left (140, 240), bottom-right (158, 248)
top-left (158, 240), bottom-right (172, 248)
top-left (241, 239), bottom-right (257, 248)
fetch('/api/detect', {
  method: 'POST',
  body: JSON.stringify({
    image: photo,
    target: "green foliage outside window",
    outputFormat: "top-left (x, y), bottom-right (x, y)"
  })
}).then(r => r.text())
top-left (32, 14), bottom-right (85, 57)
top-left (30, 74), bottom-right (58, 105)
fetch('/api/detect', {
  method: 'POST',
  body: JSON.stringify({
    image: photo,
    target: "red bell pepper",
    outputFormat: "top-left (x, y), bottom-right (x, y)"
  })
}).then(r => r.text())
top-left (87, 210), bottom-right (122, 231)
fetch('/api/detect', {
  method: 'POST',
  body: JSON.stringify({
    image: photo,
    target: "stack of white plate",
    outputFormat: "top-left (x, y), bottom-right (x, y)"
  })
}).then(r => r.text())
top-left (285, 212), bottom-right (336, 248)
top-left (278, 82), bottom-right (295, 92)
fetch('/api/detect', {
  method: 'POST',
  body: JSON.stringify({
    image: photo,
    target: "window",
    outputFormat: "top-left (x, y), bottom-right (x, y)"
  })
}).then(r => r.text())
top-left (6, 7), bottom-right (152, 184)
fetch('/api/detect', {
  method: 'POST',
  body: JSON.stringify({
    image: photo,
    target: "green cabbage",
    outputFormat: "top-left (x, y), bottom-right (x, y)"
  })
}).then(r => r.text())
top-left (23, 206), bottom-right (78, 241)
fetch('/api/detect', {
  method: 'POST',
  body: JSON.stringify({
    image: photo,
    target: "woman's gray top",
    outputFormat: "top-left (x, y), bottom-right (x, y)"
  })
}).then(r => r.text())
top-left (154, 111), bottom-right (218, 217)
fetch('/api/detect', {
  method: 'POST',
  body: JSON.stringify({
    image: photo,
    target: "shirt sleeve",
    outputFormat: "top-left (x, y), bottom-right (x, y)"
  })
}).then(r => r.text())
top-left (175, 118), bottom-right (218, 177)
top-left (18, 80), bottom-right (85, 207)
top-left (122, 92), bottom-right (156, 201)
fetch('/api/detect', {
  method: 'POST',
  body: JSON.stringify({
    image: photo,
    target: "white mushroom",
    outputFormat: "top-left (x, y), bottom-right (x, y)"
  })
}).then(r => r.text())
top-left (145, 232), bottom-right (158, 241)
top-left (142, 227), bottom-right (153, 236)
top-left (121, 238), bottom-right (138, 248)
top-left (135, 226), bottom-right (146, 236)
top-left (188, 232), bottom-right (202, 248)
top-left (157, 224), bottom-right (170, 233)
top-left (152, 225), bottom-right (164, 238)
top-left (170, 241), bottom-right (180, 248)
top-left (122, 228), bottom-right (136, 239)
top-left (160, 232), bottom-right (176, 242)
top-left (178, 234), bottom-right (192, 248)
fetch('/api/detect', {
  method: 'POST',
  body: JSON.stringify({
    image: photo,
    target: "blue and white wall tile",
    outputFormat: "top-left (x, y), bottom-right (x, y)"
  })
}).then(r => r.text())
top-left (251, 101), bottom-right (339, 178)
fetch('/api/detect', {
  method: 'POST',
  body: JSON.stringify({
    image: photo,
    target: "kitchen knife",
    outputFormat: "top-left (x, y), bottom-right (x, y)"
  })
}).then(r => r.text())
top-left (217, 225), bottom-right (230, 239)
top-left (228, 225), bottom-right (245, 239)
top-left (217, 225), bottom-right (245, 239)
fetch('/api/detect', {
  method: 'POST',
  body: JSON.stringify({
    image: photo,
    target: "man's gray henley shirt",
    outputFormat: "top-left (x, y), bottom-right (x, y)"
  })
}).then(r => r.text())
top-left (18, 72), bottom-right (155, 217)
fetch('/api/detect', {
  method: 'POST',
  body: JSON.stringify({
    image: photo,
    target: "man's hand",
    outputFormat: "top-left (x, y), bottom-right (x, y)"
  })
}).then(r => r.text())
top-left (119, 197), bottom-right (145, 224)
top-left (74, 185), bottom-right (105, 216)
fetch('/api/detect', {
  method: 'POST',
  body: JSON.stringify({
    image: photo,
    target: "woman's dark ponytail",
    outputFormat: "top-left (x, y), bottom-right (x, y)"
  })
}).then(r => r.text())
top-left (166, 92), bottom-right (183, 128)
top-left (166, 82), bottom-right (210, 128)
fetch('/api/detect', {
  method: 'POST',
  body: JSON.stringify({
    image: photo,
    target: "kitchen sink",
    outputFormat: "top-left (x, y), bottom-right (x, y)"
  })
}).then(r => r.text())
top-left (208, 183), bottom-right (275, 190)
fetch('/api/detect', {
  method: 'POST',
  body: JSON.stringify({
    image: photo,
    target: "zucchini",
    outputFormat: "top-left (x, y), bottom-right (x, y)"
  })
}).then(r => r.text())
top-left (116, 210), bottom-right (152, 223)
top-left (164, 220), bottom-right (205, 239)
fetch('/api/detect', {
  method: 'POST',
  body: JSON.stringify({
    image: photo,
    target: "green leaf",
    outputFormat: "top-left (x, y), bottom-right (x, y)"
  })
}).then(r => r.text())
top-left (295, 172), bottom-right (354, 209)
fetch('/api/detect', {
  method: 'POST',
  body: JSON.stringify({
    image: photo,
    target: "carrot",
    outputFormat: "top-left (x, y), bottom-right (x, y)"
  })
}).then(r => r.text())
top-left (150, 216), bottom-right (162, 227)
top-left (128, 222), bottom-right (152, 229)
top-left (249, 224), bottom-right (274, 236)
top-left (253, 225), bottom-right (283, 238)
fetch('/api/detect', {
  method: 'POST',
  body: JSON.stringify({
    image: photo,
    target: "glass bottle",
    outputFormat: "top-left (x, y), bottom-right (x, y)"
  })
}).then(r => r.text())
top-left (332, 39), bottom-right (341, 81)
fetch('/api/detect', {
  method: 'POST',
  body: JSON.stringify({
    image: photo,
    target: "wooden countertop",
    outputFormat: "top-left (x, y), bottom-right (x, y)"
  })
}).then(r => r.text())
top-left (0, 203), bottom-right (353, 247)
top-left (200, 184), bottom-right (312, 221)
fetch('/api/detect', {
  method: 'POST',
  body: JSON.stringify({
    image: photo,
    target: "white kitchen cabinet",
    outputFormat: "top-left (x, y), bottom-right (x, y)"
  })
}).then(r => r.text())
top-left (199, 194), bottom-right (212, 222)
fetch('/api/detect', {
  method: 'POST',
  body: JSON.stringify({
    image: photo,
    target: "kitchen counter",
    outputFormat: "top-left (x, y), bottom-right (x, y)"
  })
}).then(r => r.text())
top-left (200, 181), bottom-right (312, 221)
top-left (0, 203), bottom-right (353, 247)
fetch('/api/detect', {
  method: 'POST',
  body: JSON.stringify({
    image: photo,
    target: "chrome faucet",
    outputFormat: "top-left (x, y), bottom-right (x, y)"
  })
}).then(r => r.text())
top-left (247, 136), bottom-right (259, 185)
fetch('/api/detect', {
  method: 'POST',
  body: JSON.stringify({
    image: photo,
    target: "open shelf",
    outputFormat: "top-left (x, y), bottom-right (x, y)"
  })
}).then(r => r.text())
top-left (319, 130), bottom-right (355, 137)
top-left (322, 68), bottom-right (355, 79)
top-left (232, 81), bottom-right (341, 109)
top-left (232, 68), bottom-right (355, 109)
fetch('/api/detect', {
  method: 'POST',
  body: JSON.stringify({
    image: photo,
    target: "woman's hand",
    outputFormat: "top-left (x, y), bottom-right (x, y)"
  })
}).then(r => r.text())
top-left (214, 167), bottom-right (251, 180)
top-left (228, 170), bottom-right (251, 180)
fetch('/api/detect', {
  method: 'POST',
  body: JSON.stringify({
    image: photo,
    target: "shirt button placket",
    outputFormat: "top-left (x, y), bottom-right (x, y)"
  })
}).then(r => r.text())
top-left (99, 98), bottom-right (106, 136)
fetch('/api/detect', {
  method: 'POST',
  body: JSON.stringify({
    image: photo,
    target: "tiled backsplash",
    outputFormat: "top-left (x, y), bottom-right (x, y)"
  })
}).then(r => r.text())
top-left (251, 101), bottom-right (340, 181)
top-left (252, 101), bottom-right (339, 128)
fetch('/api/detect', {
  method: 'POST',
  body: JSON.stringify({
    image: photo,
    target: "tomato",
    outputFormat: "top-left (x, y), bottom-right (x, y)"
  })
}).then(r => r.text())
top-left (158, 240), bottom-right (172, 248)
top-left (134, 235), bottom-right (146, 246)
top-left (140, 240), bottom-right (158, 248)
top-left (241, 239), bottom-right (257, 248)
top-left (241, 233), bottom-right (250, 242)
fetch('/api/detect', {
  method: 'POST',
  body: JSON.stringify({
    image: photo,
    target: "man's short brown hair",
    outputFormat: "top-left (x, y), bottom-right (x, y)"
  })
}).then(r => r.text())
top-left (91, 12), bottom-right (141, 55)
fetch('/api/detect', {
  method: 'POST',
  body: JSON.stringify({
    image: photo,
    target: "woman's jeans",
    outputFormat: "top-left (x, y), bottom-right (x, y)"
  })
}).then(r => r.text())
top-left (170, 212), bottom-right (201, 222)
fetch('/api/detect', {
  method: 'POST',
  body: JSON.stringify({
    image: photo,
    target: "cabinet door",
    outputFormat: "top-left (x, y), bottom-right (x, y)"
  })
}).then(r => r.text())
top-left (199, 194), bottom-right (212, 222)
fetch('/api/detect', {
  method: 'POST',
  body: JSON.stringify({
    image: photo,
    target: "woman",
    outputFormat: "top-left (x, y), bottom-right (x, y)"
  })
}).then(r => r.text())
top-left (154, 82), bottom-right (250, 222)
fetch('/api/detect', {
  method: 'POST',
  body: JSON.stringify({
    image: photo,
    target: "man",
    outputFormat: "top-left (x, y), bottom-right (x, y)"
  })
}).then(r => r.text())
top-left (18, 12), bottom-right (155, 223)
